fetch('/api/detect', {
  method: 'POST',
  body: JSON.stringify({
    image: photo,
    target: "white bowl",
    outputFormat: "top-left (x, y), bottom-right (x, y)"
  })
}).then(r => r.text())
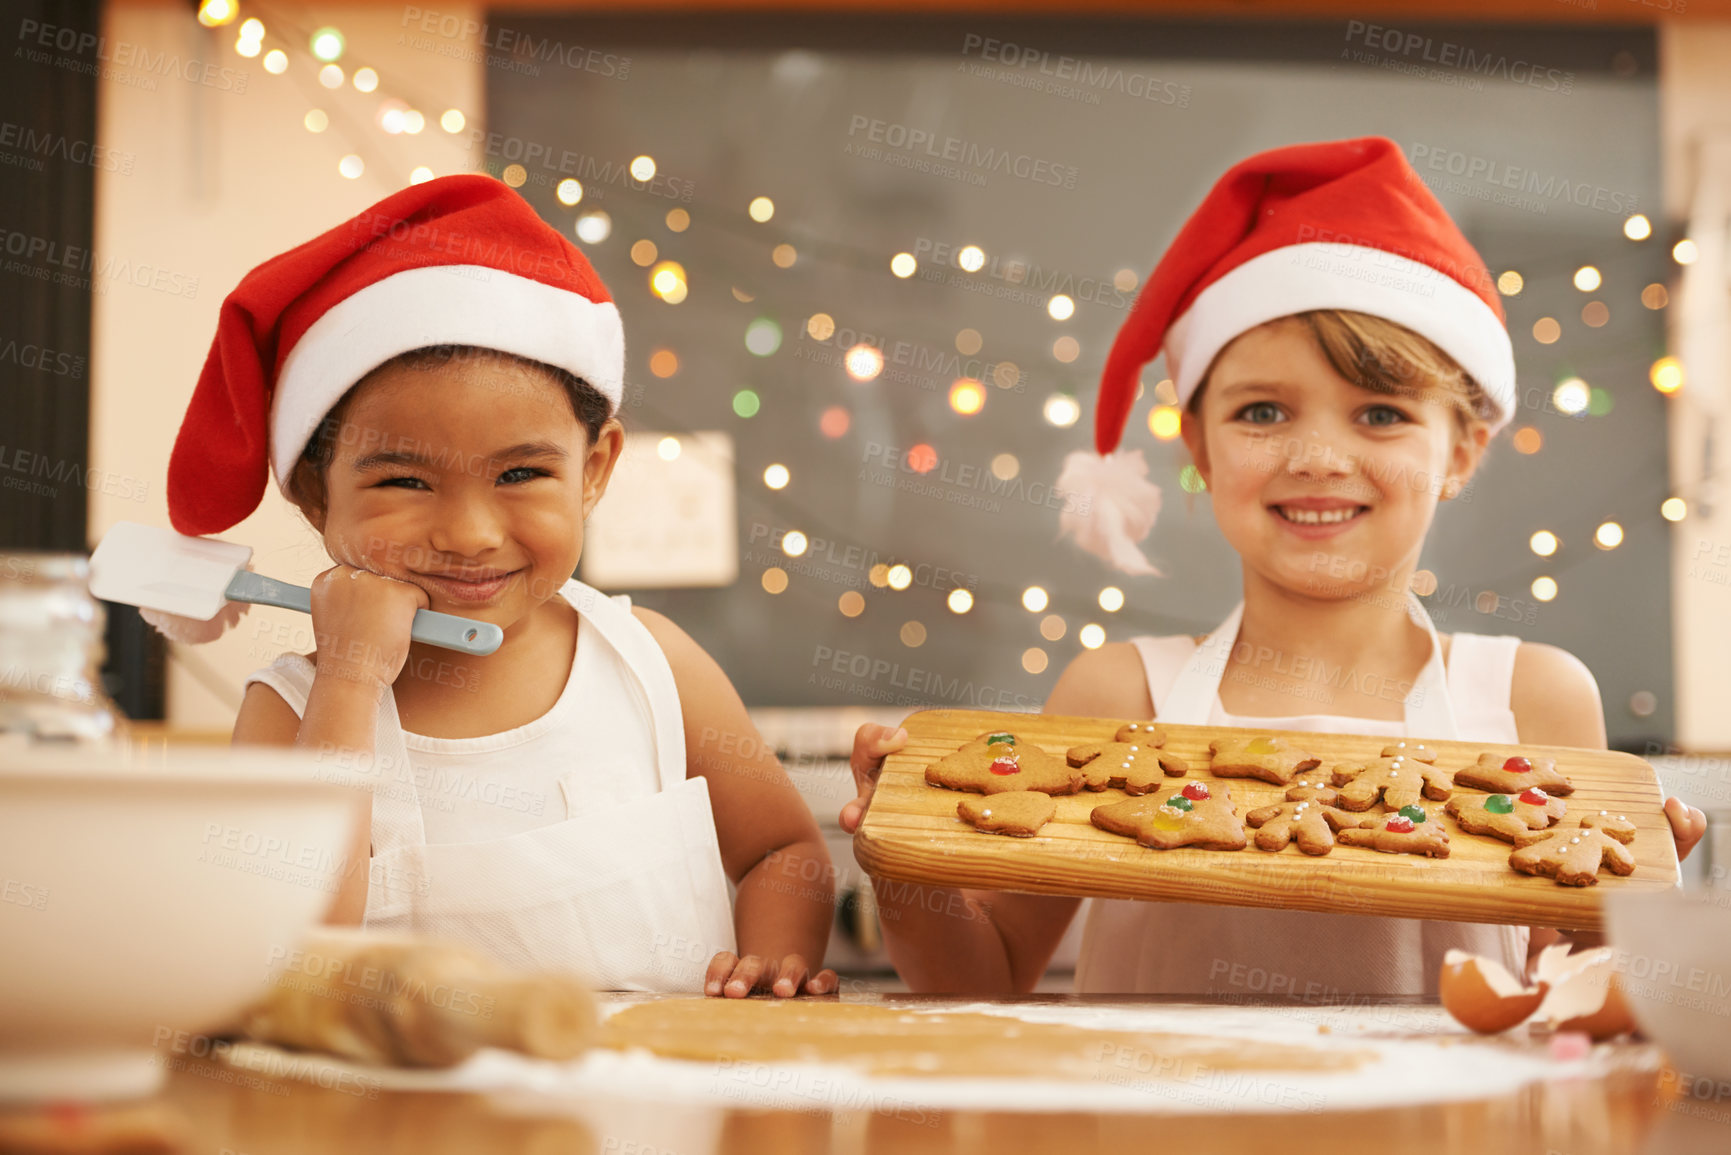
top-left (0, 742), bottom-right (365, 1101)
top-left (1602, 887), bottom-right (1731, 1080)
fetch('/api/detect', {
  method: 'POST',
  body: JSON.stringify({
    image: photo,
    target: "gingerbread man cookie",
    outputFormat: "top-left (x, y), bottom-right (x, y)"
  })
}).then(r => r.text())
top-left (1067, 723), bottom-right (1188, 793)
top-left (957, 791), bottom-right (1056, 838)
top-left (1454, 752), bottom-right (1574, 796)
top-left (925, 732), bottom-right (1082, 796)
top-left (1207, 735), bottom-right (1321, 786)
top-left (1336, 808), bottom-right (1451, 858)
top-left (1330, 744), bottom-right (1453, 812)
top-left (1444, 787), bottom-right (1566, 846)
top-left (1090, 781), bottom-right (1247, 851)
top-left (1581, 809), bottom-right (1637, 840)
top-left (1244, 782), bottom-right (1356, 856)
top-left (1510, 817), bottom-right (1636, 886)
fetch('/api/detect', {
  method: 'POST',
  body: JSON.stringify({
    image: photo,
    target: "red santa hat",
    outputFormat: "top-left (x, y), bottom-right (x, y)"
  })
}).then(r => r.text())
top-left (166, 174), bottom-right (624, 537)
top-left (1060, 135), bottom-right (1516, 574)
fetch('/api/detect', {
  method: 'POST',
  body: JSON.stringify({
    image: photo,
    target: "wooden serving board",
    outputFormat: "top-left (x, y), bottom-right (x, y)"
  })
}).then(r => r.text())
top-left (852, 710), bottom-right (1681, 932)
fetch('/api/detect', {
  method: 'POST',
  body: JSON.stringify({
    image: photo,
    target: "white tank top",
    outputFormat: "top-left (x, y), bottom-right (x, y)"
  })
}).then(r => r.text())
top-left (1075, 623), bottom-right (1530, 997)
top-left (245, 604), bottom-right (661, 844)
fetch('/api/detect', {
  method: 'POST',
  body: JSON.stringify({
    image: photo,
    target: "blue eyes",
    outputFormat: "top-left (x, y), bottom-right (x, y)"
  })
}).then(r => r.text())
top-left (1231, 402), bottom-right (1409, 427)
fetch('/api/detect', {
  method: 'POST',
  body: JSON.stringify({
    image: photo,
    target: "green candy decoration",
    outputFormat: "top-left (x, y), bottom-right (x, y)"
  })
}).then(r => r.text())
top-left (1397, 804), bottom-right (1427, 823)
top-left (1164, 795), bottom-right (1194, 812)
top-left (1484, 794), bottom-right (1515, 814)
top-left (986, 732), bottom-right (1016, 746)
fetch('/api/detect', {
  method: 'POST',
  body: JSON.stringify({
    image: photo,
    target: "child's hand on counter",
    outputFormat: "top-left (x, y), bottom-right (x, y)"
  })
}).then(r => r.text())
top-left (839, 724), bottom-right (908, 834)
top-left (704, 951), bottom-right (840, 998)
top-left (1665, 797), bottom-right (1708, 862)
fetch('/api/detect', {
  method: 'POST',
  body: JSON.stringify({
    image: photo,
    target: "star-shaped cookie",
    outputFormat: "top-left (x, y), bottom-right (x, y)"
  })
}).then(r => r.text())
top-left (1089, 781), bottom-right (1247, 851)
top-left (1067, 723), bottom-right (1188, 793)
top-left (1454, 751), bottom-right (1574, 796)
top-left (925, 732), bottom-right (1082, 795)
top-left (1207, 735), bottom-right (1321, 786)
top-left (1509, 817), bottom-right (1635, 886)
top-left (1444, 788), bottom-right (1566, 846)
top-left (1336, 808), bottom-right (1451, 858)
top-left (1244, 782), bottom-right (1356, 855)
top-left (957, 791), bottom-right (1056, 837)
top-left (1330, 744), bottom-right (1453, 812)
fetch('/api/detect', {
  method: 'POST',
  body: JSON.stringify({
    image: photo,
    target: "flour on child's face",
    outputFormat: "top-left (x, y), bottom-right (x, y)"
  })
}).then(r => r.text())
top-left (314, 356), bottom-right (599, 630)
top-left (1187, 317), bottom-right (1476, 605)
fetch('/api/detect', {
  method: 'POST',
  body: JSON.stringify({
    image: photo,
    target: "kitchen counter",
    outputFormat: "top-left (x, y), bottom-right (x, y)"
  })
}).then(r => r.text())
top-left (3, 992), bottom-right (1712, 1155)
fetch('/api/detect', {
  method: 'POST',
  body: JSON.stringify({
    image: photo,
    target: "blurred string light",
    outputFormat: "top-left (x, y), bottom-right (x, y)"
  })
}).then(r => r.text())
top-left (1532, 576), bottom-right (1558, 602)
top-left (557, 179), bottom-right (583, 206)
top-left (352, 67), bottom-right (378, 93)
top-left (409, 166), bottom-right (434, 184)
top-left (630, 155), bottom-right (656, 181)
top-left (1042, 394), bottom-right (1079, 427)
top-left (1148, 406), bottom-right (1182, 440)
top-left (658, 436), bottom-right (682, 462)
top-left (1098, 587), bottom-right (1124, 612)
top-left (665, 208), bottom-right (689, 232)
top-left (1022, 586), bottom-right (1049, 613)
top-left (650, 260), bottom-right (688, 304)
top-left (1650, 356), bottom-right (1684, 395)
top-left (1047, 294), bottom-right (1074, 321)
top-left (890, 252), bottom-right (917, 278)
top-left (772, 243), bottom-right (797, 268)
top-left (318, 63), bottom-right (343, 88)
top-left (1674, 239), bottom-right (1699, 265)
top-left (781, 531), bottom-right (808, 558)
top-left (1497, 270), bottom-right (1523, 296)
top-left (745, 318), bottom-right (783, 357)
top-left (575, 211), bottom-right (611, 244)
top-left (749, 197), bottom-right (775, 222)
top-left (1661, 497), bottom-right (1687, 522)
top-left (441, 109), bottom-right (466, 133)
top-left (887, 565), bottom-right (913, 591)
top-left (1573, 265), bottom-right (1601, 292)
top-left (310, 27), bottom-right (345, 62)
top-left (844, 343), bottom-right (883, 381)
top-left (1595, 521), bottom-right (1624, 550)
top-left (1624, 214), bottom-right (1652, 241)
top-left (949, 378), bottom-right (986, 416)
top-left (197, 0), bottom-right (238, 27)
top-left (236, 33), bottom-right (261, 58)
top-left (1529, 531), bottom-right (1558, 557)
top-left (263, 50), bottom-right (287, 74)
top-left (807, 314), bottom-right (836, 340)
top-left (303, 109), bottom-right (328, 133)
top-left (1079, 624), bottom-right (1106, 649)
top-left (1552, 377), bottom-right (1590, 416)
top-left (338, 154), bottom-right (363, 179)
top-left (958, 245), bottom-right (986, 272)
top-left (948, 588), bottom-right (974, 614)
top-left (732, 389), bottom-right (760, 418)
top-left (763, 464), bottom-right (789, 489)
top-left (240, 18), bottom-right (263, 40)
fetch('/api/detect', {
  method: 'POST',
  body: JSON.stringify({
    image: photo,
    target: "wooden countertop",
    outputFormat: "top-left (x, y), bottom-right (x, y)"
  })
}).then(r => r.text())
top-left (0, 993), bottom-right (1712, 1155)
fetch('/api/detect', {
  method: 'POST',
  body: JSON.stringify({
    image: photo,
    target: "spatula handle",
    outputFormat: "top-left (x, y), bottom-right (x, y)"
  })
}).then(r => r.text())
top-left (224, 571), bottom-right (504, 656)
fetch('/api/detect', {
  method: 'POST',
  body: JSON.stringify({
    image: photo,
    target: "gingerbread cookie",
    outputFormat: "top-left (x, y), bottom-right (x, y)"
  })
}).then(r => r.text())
top-left (1444, 788), bottom-right (1566, 846)
top-left (1207, 735), bottom-right (1321, 786)
top-left (1510, 817), bottom-right (1635, 886)
top-left (1330, 745), bottom-right (1453, 812)
top-left (925, 732), bottom-right (1082, 796)
top-left (1581, 809), bottom-right (1636, 840)
top-left (957, 791), bottom-right (1056, 838)
top-left (1067, 724), bottom-right (1188, 793)
top-left (1454, 752), bottom-right (1574, 796)
top-left (1245, 782), bottom-right (1356, 856)
top-left (1090, 781), bottom-right (1247, 851)
top-left (1336, 808), bottom-right (1451, 858)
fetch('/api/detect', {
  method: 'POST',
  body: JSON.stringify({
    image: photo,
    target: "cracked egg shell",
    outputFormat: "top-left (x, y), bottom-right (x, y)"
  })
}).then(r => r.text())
top-left (1439, 949), bottom-right (1548, 1034)
top-left (1533, 944), bottom-right (1637, 1041)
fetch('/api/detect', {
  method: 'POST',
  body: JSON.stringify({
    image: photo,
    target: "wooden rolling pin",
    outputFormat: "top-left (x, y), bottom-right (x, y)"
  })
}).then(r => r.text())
top-left (238, 928), bottom-right (597, 1068)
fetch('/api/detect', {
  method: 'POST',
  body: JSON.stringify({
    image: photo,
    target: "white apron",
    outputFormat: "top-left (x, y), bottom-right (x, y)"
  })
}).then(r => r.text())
top-left (353, 582), bottom-right (737, 991)
top-left (1075, 594), bottom-right (1527, 996)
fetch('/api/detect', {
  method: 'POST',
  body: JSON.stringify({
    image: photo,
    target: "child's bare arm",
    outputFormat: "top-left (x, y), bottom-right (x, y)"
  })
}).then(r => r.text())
top-left (230, 566), bottom-right (429, 925)
top-left (633, 607), bottom-right (839, 998)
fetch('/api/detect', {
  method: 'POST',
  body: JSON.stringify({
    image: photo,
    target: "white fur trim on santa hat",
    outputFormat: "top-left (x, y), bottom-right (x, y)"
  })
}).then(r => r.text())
top-left (269, 264), bottom-right (625, 486)
top-left (1164, 243), bottom-right (1516, 429)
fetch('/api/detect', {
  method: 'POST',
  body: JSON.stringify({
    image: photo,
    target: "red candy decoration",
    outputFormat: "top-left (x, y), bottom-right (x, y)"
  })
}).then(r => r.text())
top-left (1503, 756), bottom-right (1532, 773)
top-left (1180, 781), bottom-right (1211, 802)
top-left (989, 757), bottom-right (1020, 775)
top-left (1385, 814), bottom-right (1416, 833)
top-left (1518, 787), bottom-right (1549, 805)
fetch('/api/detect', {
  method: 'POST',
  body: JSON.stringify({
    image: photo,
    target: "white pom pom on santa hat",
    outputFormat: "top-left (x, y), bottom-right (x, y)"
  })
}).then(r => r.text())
top-left (1057, 135), bottom-right (1516, 574)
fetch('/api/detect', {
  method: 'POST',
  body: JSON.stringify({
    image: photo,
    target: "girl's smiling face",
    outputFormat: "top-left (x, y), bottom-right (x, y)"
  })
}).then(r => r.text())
top-left (1181, 316), bottom-right (1488, 601)
top-left (295, 352), bottom-right (621, 630)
